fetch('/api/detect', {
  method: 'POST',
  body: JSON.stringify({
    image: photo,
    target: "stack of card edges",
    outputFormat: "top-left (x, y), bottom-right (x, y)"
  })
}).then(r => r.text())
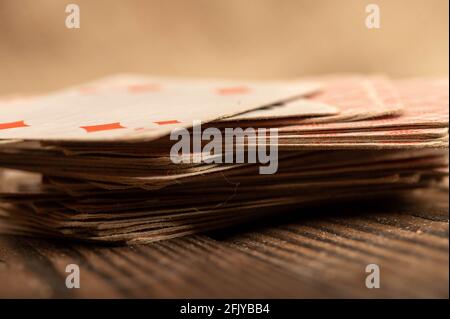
top-left (0, 74), bottom-right (448, 243)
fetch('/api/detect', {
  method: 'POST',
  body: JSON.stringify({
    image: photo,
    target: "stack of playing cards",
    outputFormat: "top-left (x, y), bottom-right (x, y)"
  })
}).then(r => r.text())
top-left (0, 74), bottom-right (448, 243)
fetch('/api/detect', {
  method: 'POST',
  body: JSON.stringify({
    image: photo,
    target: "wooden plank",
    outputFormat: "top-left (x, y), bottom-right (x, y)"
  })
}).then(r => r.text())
top-left (0, 188), bottom-right (448, 298)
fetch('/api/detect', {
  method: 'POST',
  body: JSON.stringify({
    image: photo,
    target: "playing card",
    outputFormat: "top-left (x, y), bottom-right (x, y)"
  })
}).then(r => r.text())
top-left (221, 99), bottom-right (339, 121)
top-left (0, 74), bottom-right (320, 141)
top-left (276, 77), bottom-right (449, 134)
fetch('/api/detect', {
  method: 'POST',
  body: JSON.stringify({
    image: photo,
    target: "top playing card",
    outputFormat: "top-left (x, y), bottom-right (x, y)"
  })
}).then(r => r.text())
top-left (0, 74), bottom-right (320, 142)
top-left (278, 77), bottom-right (449, 134)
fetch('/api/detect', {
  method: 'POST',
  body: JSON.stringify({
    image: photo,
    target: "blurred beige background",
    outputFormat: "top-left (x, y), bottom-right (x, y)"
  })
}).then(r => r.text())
top-left (0, 0), bottom-right (448, 95)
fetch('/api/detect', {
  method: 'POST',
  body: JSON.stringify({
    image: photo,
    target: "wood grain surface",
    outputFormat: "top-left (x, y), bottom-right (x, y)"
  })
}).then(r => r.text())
top-left (0, 188), bottom-right (448, 298)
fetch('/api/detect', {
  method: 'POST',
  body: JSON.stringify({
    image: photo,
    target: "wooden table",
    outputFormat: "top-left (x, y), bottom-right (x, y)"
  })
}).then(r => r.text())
top-left (0, 188), bottom-right (448, 298)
